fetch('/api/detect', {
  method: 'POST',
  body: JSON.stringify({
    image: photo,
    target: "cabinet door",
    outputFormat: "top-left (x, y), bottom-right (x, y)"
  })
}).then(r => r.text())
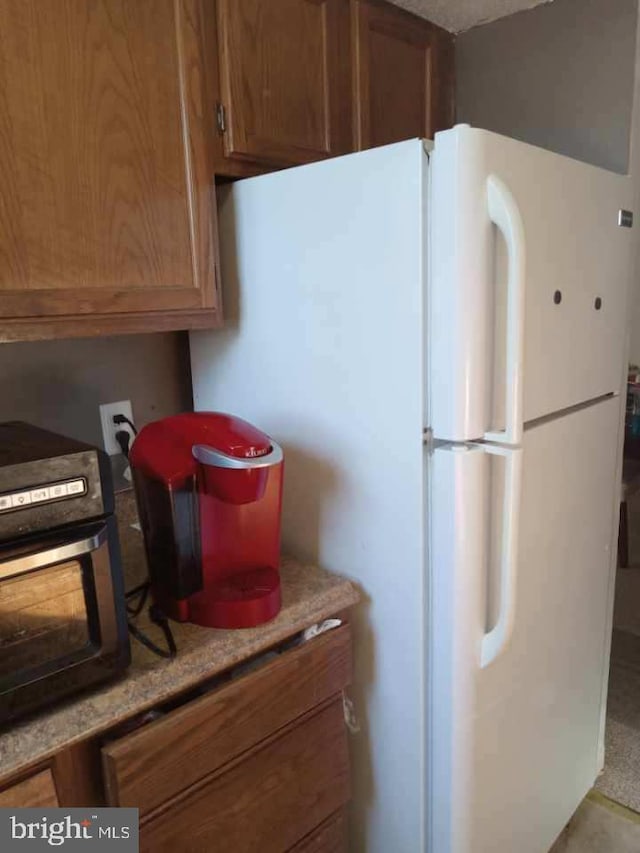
top-left (353, 0), bottom-right (454, 150)
top-left (0, 770), bottom-right (59, 808)
top-left (215, 0), bottom-right (352, 169)
top-left (140, 700), bottom-right (350, 853)
top-left (0, 0), bottom-right (220, 341)
top-left (289, 810), bottom-right (348, 852)
top-left (102, 625), bottom-right (352, 818)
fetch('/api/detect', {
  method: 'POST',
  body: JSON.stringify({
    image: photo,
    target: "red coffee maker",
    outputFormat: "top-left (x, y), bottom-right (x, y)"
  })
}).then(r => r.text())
top-left (129, 412), bottom-right (284, 629)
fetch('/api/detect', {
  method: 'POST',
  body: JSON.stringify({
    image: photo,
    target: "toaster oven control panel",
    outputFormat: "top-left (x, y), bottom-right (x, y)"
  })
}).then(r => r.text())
top-left (0, 478), bottom-right (87, 513)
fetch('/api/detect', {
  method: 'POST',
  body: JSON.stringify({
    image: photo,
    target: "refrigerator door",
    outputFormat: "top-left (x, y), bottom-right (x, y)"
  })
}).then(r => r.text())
top-left (429, 442), bottom-right (490, 853)
top-left (429, 394), bottom-right (621, 853)
top-left (429, 124), bottom-right (634, 443)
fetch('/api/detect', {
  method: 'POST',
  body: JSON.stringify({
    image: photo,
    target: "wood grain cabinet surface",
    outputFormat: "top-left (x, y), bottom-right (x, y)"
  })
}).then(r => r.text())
top-left (352, 0), bottom-right (455, 150)
top-left (0, 0), bottom-right (454, 339)
top-left (102, 624), bottom-right (352, 818)
top-left (0, 0), bottom-right (221, 342)
top-left (103, 625), bottom-right (353, 851)
top-left (210, 0), bottom-right (454, 176)
top-left (289, 810), bottom-right (348, 852)
top-left (140, 699), bottom-right (350, 853)
top-left (0, 770), bottom-right (60, 809)
top-left (0, 623), bottom-right (352, 851)
top-left (211, 0), bottom-right (353, 174)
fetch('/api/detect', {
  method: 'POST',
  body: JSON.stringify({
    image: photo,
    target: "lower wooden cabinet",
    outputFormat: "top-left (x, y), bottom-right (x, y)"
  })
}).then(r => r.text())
top-left (289, 810), bottom-right (348, 852)
top-left (102, 625), bottom-right (351, 818)
top-left (140, 699), bottom-right (349, 853)
top-left (0, 770), bottom-right (60, 809)
top-left (0, 743), bottom-right (104, 810)
top-left (0, 626), bottom-right (352, 850)
top-left (100, 625), bottom-right (353, 851)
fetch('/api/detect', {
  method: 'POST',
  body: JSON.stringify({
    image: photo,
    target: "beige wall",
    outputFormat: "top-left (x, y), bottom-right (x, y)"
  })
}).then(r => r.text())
top-left (456, 0), bottom-right (637, 175)
top-left (0, 332), bottom-right (192, 447)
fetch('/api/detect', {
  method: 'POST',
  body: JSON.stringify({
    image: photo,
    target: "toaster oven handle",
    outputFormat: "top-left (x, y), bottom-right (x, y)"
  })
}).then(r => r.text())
top-left (0, 526), bottom-right (107, 580)
top-left (192, 441), bottom-right (284, 470)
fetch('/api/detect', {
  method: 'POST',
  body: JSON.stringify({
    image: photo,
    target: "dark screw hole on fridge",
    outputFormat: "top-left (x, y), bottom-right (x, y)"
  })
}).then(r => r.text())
top-left (554, 290), bottom-right (562, 304)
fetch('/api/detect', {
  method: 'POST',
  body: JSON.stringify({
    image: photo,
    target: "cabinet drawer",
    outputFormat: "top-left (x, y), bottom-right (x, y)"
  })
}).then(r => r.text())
top-left (289, 809), bottom-right (348, 852)
top-left (140, 698), bottom-right (350, 853)
top-left (0, 769), bottom-right (59, 808)
top-left (102, 625), bottom-right (351, 816)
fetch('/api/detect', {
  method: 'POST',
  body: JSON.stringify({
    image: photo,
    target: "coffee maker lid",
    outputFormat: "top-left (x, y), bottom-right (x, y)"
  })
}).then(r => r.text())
top-left (130, 412), bottom-right (274, 485)
top-left (184, 412), bottom-right (273, 460)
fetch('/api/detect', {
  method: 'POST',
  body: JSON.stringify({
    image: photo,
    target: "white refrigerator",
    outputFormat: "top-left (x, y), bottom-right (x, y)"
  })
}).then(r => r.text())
top-left (190, 125), bottom-right (636, 853)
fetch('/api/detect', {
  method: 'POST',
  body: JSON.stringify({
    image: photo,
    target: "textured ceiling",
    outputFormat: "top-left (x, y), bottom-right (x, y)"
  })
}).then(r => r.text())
top-left (388, 0), bottom-right (554, 33)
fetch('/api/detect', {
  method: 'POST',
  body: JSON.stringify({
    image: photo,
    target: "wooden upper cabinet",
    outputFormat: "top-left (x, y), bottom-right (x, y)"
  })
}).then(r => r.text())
top-left (213, 0), bottom-right (353, 171)
top-left (0, 0), bottom-right (220, 342)
top-left (352, 0), bottom-right (455, 150)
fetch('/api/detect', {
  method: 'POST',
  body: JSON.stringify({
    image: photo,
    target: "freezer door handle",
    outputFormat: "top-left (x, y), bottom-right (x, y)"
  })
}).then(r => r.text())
top-left (484, 175), bottom-right (526, 446)
top-left (481, 444), bottom-right (523, 667)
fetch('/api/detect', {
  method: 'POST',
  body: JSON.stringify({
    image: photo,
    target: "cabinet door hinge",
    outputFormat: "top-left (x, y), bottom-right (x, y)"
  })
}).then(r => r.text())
top-left (216, 102), bottom-right (226, 134)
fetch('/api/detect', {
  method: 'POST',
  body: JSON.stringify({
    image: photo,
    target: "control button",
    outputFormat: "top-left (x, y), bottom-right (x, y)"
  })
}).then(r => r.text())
top-left (49, 483), bottom-right (69, 499)
top-left (0, 495), bottom-right (12, 512)
top-left (30, 487), bottom-right (50, 503)
top-left (66, 479), bottom-right (86, 495)
top-left (11, 491), bottom-right (32, 508)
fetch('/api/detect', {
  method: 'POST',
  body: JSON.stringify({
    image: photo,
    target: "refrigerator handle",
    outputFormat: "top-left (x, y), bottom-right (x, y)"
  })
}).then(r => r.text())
top-left (481, 444), bottom-right (523, 668)
top-left (483, 175), bottom-right (526, 446)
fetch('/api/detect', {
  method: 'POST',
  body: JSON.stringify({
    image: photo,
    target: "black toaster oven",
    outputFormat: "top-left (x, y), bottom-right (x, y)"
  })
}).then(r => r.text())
top-left (0, 422), bottom-right (130, 725)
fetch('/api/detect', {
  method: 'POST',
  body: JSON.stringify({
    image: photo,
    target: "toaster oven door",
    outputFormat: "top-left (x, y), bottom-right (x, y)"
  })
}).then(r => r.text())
top-left (0, 520), bottom-right (124, 695)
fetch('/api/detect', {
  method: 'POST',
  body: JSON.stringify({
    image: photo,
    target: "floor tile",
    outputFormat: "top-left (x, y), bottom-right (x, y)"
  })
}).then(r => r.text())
top-left (549, 793), bottom-right (640, 852)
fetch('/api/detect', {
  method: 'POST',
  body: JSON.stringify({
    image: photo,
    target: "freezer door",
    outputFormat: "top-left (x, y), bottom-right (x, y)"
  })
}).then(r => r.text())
top-left (429, 124), bottom-right (634, 442)
top-left (429, 395), bottom-right (621, 853)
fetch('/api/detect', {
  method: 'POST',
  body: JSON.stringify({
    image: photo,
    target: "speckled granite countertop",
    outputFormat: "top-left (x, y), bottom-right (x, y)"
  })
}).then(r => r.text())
top-left (0, 492), bottom-right (359, 782)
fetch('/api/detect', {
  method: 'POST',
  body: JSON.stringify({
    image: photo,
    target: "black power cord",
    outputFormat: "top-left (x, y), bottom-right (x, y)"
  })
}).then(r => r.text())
top-left (113, 413), bottom-right (138, 435)
top-left (115, 429), bottom-right (131, 458)
top-left (125, 582), bottom-right (177, 659)
top-left (116, 410), bottom-right (176, 659)
top-left (113, 412), bottom-right (137, 458)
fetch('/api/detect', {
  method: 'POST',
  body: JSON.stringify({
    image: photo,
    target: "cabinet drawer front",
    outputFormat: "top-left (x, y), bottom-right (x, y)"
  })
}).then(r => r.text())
top-left (102, 625), bottom-right (351, 816)
top-left (140, 699), bottom-right (350, 853)
top-left (0, 770), bottom-right (59, 808)
top-left (289, 809), bottom-right (348, 852)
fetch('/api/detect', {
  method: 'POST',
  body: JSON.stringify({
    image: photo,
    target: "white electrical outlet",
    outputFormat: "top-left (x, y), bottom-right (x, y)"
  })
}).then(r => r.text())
top-left (99, 400), bottom-right (135, 456)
